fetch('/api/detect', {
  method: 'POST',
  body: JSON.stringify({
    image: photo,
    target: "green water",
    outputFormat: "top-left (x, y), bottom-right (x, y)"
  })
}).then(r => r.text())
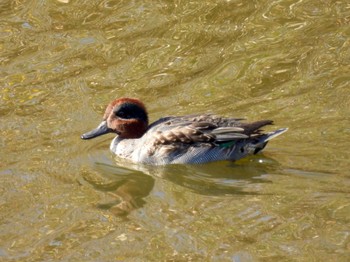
top-left (1, 0), bottom-right (349, 261)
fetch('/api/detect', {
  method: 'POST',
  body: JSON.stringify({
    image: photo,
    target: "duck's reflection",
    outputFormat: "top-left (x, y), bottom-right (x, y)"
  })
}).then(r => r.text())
top-left (82, 154), bottom-right (281, 216)
top-left (82, 163), bottom-right (154, 216)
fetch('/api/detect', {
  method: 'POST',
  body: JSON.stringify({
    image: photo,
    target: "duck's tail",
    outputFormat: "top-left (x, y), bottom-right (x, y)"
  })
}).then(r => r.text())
top-left (253, 128), bottom-right (288, 154)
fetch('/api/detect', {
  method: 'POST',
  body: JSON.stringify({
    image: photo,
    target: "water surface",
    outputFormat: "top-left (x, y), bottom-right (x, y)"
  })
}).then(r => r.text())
top-left (1, 0), bottom-right (349, 261)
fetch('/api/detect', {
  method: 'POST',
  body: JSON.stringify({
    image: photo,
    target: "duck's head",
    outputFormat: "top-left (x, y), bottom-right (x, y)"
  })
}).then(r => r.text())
top-left (81, 98), bottom-right (148, 140)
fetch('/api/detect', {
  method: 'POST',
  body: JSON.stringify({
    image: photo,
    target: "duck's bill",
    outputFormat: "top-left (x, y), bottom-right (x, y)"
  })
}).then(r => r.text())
top-left (81, 121), bottom-right (111, 140)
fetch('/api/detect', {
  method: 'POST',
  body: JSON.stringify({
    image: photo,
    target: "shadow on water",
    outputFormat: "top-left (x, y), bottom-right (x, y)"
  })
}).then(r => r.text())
top-left (80, 152), bottom-right (283, 216)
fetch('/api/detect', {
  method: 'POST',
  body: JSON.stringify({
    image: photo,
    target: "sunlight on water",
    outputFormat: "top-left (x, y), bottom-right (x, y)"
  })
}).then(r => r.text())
top-left (0, 0), bottom-right (349, 261)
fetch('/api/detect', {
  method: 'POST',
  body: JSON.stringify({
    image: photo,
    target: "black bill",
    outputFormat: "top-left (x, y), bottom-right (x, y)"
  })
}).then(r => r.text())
top-left (81, 121), bottom-right (111, 140)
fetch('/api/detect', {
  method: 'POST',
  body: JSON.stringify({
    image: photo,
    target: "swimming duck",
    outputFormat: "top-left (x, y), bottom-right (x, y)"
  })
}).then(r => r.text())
top-left (81, 98), bottom-right (287, 165)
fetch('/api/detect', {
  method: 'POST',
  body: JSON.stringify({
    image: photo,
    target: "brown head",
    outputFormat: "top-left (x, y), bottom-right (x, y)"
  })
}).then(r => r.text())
top-left (81, 98), bottom-right (149, 140)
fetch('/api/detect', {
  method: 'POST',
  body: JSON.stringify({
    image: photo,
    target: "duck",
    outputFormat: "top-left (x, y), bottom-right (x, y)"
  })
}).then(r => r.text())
top-left (81, 98), bottom-right (287, 165)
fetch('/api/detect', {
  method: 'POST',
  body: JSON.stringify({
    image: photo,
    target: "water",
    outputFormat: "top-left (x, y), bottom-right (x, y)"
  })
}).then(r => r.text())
top-left (1, 0), bottom-right (349, 261)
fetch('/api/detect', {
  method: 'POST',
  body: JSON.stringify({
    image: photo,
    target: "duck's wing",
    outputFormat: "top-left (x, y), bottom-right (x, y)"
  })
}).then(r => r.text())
top-left (138, 115), bottom-right (282, 164)
top-left (146, 114), bottom-right (274, 146)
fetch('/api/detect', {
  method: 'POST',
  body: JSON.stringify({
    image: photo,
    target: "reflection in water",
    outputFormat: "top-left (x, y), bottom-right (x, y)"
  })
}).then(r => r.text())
top-left (1, 0), bottom-right (349, 259)
top-left (82, 154), bottom-right (282, 216)
top-left (114, 154), bottom-right (282, 196)
top-left (158, 158), bottom-right (280, 196)
top-left (81, 164), bottom-right (154, 216)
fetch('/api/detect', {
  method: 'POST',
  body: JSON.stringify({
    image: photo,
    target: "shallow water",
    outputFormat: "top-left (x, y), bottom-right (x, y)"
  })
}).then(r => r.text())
top-left (1, 0), bottom-right (350, 261)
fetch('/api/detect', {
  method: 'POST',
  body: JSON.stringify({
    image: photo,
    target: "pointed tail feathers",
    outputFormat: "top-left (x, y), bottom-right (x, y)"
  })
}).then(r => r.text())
top-left (262, 128), bottom-right (288, 143)
top-left (253, 128), bottom-right (288, 155)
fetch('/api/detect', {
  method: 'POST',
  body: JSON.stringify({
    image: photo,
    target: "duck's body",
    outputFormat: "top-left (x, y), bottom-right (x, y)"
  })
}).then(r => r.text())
top-left (82, 98), bottom-right (287, 165)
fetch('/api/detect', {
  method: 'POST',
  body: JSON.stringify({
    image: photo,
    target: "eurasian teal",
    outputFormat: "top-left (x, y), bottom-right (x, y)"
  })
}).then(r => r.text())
top-left (81, 98), bottom-right (287, 165)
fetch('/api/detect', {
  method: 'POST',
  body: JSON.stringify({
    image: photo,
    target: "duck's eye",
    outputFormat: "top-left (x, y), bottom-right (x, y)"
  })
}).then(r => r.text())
top-left (113, 102), bottom-right (148, 121)
top-left (115, 110), bottom-right (131, 119)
